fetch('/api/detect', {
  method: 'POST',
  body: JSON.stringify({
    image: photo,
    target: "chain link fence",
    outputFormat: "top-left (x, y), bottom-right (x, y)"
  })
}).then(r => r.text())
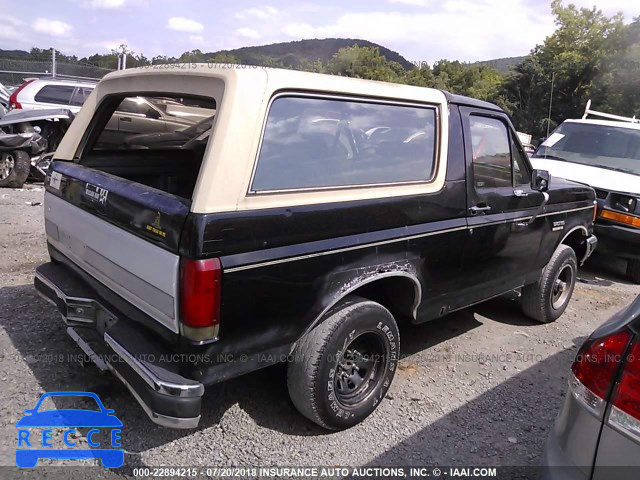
top-left (0, 58), bottom-right (115, 86)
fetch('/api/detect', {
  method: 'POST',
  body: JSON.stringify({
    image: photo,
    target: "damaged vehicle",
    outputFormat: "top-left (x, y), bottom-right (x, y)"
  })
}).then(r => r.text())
top-left (35, 66), bottom-right (597, 430)
top-left (0, 108), bottom-right (74, 187)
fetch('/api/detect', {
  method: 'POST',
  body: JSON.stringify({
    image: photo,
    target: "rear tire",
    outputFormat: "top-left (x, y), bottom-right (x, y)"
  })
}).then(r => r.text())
top-left (627, 259), bottom-right (640, 284)
top-left (287, 296), bottom-right (399, 430)
top-left (0, 150), bottom-right (30, 188)
top-left (521, 244), bottom-right (577, 323)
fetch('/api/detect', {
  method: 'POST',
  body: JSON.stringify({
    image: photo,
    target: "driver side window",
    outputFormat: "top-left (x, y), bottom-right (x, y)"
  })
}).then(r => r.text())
top-left (470, 115), bottom-right (530, 189)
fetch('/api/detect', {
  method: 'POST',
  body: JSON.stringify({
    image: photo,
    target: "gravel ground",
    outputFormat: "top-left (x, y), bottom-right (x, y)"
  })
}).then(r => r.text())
top-left (0, 186), bottom-right (638, 478)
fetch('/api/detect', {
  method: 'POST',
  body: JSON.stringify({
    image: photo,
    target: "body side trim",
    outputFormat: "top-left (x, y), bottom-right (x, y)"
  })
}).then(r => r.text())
top-left (223, 204), bottom-right (595, 273)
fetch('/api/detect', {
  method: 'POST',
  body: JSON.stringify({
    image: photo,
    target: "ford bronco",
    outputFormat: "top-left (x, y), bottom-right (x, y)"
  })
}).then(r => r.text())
top-left (35, 65), bottom-right (597, 430)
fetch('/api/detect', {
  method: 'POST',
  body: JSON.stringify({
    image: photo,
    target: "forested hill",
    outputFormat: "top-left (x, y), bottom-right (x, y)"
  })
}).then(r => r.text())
top-left (204, 38), bottom-right (415, 69)
top-left (474, 56), bottom-right (527, 73)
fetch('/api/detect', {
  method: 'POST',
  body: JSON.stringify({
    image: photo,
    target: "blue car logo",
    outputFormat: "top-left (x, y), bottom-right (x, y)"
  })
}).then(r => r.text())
top-left (15, 391), bottom-right (124, 468)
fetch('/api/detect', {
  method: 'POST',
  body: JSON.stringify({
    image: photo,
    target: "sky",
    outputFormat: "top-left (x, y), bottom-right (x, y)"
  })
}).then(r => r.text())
top-left (0, 0), bottom-right (637, 64)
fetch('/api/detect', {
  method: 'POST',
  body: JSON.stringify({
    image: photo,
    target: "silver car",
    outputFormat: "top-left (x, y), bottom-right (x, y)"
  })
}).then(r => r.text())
top-left (541, 294), bottom-right (640, 479)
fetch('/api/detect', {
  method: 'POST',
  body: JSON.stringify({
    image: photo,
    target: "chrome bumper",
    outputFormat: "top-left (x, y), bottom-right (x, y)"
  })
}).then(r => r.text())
top-left (582, 235), bottom-right (598, 265)
top-left (34, 263), bottom-right (204, 429)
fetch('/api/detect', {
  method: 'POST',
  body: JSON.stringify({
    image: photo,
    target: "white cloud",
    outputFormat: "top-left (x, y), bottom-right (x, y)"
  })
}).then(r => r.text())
top-left (388, 0), bottom-right (429, 6)
top-left (85, 39), bottom-right (128, 52)
top-left (282, 1), bottom-right (557, 63)
top-left (32, 18), bottom-right (74, 37)
top-left (236, 27), bottom-right (261, 40)
top-left (235, 6), bottom-right (279, 20)
top-left (167, 17), bottom-right (204, 33)
top-left (83, 0), bottom-right (127, 9)
top-left (0, 25), bottom-right (22, 42)
top-left (189, 35), bottom-right (205, 45)
top-left (569, 0), bottom-right (636, 20)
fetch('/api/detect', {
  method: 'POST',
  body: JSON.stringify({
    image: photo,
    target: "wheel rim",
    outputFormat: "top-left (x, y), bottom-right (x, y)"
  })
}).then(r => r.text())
top-left (334, 331), bottom-right (387, 407)
top-left (0, 153), bottom-right (15, 180)
top-left (551, 264), bottom-right (574, 310)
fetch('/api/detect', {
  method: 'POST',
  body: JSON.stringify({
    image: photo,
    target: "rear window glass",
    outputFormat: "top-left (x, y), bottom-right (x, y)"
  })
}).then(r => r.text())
top-left (251, 96), bottom-right (437, 191)
top-left (91, 95), bottom-right (216, 151)
top-left (80, 94), bottom-right (216, 200)
top-left (34, 85), bottom-right (75, 105)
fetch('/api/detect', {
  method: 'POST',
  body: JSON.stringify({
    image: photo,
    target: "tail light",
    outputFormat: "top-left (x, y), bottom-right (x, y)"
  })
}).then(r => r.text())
top-left (609, 339), bottom-right (640, 442)
top-left (8, 79), bottom-right (34, 110)
top-left (570, 330), bottom-right (632, 416)
top-left (179, 257), bottom-right (221, 342)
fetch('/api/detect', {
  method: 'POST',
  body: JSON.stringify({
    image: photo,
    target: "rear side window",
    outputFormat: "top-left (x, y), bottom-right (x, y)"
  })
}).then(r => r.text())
top-left (251, 96), bottom-right (437, 192)
top-left (69, 87), bottom-right (93, 106)
top-left (34, 85), bottom-right (75, 105)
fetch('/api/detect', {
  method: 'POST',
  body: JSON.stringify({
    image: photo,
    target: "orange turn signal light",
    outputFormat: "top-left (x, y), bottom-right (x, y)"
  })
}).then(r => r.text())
top-left (600, 209), bottom-right (640, 228)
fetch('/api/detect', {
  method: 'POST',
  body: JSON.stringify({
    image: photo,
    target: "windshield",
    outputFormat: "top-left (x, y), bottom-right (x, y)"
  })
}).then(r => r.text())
top-left (533, 121), bottom-right (640, 176)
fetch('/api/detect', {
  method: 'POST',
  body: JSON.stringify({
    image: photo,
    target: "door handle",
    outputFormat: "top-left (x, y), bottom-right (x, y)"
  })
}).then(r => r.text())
top-left (121, 117), bottom-right (132, 122)
top-left (469, 204), bottom-right (492, 216)
top-left (514, 189), bottom-right (529, 197)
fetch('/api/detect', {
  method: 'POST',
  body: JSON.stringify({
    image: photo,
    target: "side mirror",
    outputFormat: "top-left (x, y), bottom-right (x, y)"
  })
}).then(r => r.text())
top-left (531, 169), bottom-right (550, 192)
top-left (146, 108), bottom-right (161, 120)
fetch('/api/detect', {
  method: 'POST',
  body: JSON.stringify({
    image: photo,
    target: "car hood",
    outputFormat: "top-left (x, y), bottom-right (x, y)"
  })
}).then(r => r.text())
top-left (16, 409), bottom-right (123, 427)
top-left (530, 158), bottom-right (640, 195)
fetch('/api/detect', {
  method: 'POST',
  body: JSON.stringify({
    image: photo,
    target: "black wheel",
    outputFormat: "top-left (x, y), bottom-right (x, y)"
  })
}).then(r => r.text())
top-left (627, 259), bottom-right (640, 284)
top-left (521, 244), bottom-right (577, 323)
top-left (287, 296), bottom-right (399, 430)
top-left (0, 150), bottom-right (30, 188)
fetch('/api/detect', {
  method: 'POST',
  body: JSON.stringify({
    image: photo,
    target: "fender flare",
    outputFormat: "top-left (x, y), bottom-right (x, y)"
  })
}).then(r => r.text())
top-left (558, 225), bottom-right (590, 261)
top-left (298, 270), bottom-right (422, 343)
top-left (558, 225), bottom-right (588, 246)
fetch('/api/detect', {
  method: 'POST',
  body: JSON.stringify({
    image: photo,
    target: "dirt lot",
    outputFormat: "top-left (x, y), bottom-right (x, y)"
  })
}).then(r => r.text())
top-left (1, 186), bottom-right (639, 478)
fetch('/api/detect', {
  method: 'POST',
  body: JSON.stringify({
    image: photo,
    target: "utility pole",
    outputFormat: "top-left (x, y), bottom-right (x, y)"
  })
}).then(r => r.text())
top-left (546, 71), bottom-right (555, 138)
top-left (51, 48), bottom-right (56, 79)
top-left (116, 44), bottom-right (131, 70)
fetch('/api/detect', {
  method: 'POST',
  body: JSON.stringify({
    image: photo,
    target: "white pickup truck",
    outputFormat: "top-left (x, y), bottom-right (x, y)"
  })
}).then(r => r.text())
top-left (530, 102), bottom-right (640, 283)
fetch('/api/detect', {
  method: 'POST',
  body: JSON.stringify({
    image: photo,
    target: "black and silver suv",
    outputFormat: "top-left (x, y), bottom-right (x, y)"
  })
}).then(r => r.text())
top-left (35, 65), bottom-right (597, 430)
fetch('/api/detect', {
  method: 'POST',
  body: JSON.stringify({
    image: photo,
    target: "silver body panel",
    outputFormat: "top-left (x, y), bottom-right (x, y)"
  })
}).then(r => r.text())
top-left (591, 424), bottom-right (640, 479)
top-left (539, 384), bottom-right (603, 480)
top-left (44, 191), bottom-right (180, 333)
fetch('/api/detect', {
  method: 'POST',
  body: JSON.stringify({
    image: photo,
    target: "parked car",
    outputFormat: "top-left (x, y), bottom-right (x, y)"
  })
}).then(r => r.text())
top-left (94, 96), bottom-right (198, 149)
top-left (9, 78), bottom-right (96, 113)
top-left (35, 66), bottom-right (597, 431)
top-left (124, 115), bottom-right (214, 149)
top-left (540, 295), bottom-right (640, 480)
top-left (530, 101), bottom-right (640, 283)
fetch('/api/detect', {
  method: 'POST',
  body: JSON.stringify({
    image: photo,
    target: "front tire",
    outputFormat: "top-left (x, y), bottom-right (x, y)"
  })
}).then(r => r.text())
top-left (287, 296), bottom-right (399, 430)
top-left (627, 259), bottom-right (640, 284)
top-left (521, 244), bottom-right (577, 323)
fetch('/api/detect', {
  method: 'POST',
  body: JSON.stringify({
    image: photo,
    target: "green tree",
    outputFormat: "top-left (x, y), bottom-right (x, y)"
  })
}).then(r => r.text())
top-left (325, 45), bottom-right (402, 82)
top-left (503, 0), bottom-right (625, 137)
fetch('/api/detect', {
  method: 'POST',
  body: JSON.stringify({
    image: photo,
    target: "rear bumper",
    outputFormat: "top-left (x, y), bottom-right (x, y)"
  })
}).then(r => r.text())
top-left (594, 222), bottom-right (640, 260)
top-left (34, 262), bottom-right (204, 429)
